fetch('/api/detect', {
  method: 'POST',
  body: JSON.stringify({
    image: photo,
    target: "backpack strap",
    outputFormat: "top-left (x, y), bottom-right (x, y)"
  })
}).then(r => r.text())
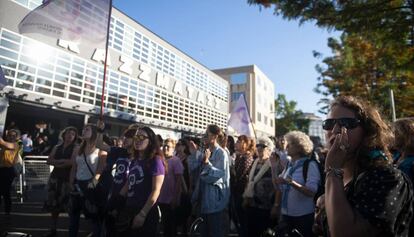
top-left (303, 158), bottom-right (310, 183)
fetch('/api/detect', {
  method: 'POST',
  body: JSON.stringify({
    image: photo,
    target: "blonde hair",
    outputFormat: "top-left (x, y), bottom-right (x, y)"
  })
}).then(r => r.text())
top-left (285, 131), bottom-right (313, 156)
top-left (164, 138), bottom-right (177, 149)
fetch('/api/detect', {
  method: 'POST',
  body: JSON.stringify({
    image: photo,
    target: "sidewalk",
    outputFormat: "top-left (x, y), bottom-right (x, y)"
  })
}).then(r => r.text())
top-left (0, 201), bottom-right (92, 237)
top-left (1, 189), bottom-right (92, 237)
top-left (1, 190), bottom-right (239, 237)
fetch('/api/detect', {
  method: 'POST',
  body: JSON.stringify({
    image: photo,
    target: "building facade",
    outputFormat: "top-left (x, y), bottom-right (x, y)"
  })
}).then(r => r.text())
top-left (303, 112), bottom-right (326, 146)
top-left (213, 65), bottom-right (275, 138)
top-left (0, 0), bottom-right (229, 139)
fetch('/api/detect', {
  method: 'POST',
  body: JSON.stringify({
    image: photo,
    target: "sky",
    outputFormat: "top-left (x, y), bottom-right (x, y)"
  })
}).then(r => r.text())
top-left (113, 0), bottom-right (340, 117)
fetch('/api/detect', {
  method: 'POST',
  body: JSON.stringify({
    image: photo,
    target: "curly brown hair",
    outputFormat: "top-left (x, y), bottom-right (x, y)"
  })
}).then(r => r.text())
top-left (330, 96), bottom-right (394, 169)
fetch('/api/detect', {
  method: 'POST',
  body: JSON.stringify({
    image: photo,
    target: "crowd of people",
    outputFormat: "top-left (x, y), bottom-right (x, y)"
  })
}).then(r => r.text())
top-left (0, 95), bottom-right (414, 237)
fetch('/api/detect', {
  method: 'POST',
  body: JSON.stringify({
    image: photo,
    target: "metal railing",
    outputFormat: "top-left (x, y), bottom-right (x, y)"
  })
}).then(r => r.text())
top-left (13, 155), bottom-right (50, 203)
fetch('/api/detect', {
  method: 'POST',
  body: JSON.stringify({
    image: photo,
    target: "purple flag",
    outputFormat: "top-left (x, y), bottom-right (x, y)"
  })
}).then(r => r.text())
top-left (227, 94), bottom-right (255, 138)
top-left (18, 0), bottom-right (111, 44)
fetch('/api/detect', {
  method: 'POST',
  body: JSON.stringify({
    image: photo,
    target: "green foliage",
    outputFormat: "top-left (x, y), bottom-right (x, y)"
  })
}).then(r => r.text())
top-left (249, 0), bottom-right (414, 118)
top-left (274, 94), bottom-right (310, 136)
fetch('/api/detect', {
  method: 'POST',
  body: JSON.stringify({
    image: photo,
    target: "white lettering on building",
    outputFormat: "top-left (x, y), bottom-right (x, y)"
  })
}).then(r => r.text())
top-left (91, 49), bottom-right (111, 65)
top-left (173, 80), bottom-right (182, 95)
top-left (138, 64), bottom-right (151, 82)
top-left (155, 72), bottom-right (170, 89)
top-left (186, 86), bottom-right (195, 99)
top-left (197, 91), bottom-right (205, 104)
top-left (213, 98), bottom-right (220, 109)
top-left (207, 94), bottom-right (214, 107)
top-left (119, 55), bottom-right (133, 75)
top-left (57, 43), bottom-right (226, 109)
top-left (57, 39), bottom-right (80, 54)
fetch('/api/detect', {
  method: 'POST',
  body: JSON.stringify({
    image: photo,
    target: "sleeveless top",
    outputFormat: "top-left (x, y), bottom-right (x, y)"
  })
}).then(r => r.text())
top-left (50, 143), bottom-right (76, 181)
top-left (75, 148), bottom-right (100, 181)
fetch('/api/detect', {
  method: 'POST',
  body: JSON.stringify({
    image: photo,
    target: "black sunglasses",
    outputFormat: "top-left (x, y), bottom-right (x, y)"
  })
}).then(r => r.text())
top-left (256, 144), bottom-right (267, 149)
top-left (322, 118), bottom-right (361, 131)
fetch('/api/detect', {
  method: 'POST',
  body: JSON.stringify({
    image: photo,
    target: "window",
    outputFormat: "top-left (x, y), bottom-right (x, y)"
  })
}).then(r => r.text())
top-left (230, 73), bottom-right (247, 85)
top-left (257, 112), bottom-right (261, 122)
top-left (264, 116), bottom-right (268, 125)
top-left (231, 92), bottom-right (245, 102)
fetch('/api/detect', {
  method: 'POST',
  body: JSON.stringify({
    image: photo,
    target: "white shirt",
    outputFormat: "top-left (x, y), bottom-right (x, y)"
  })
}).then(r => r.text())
top-left (75, 148), bottom-right (100, 181)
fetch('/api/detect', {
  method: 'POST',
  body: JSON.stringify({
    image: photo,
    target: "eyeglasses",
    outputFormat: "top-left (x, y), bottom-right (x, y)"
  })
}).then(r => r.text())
top-left (134, 134), bottom-right (149, 141)
top-left (322, 118), bottom-right (361, 131)
top-left (256, 144), bottom-right (267, 149)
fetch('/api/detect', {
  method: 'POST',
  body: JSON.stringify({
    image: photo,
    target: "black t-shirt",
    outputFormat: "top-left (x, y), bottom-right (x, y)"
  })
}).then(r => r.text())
top-left (50, 143), bottom-right (75, 181)
top-left (106, 146), bottom-right (129, 171)
top-left (345, 165), bottom-right (413, 237)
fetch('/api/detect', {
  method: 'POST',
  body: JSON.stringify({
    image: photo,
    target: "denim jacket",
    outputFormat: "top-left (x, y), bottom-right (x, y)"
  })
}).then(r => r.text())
top-left (188, 145), bottom-right (230, 214)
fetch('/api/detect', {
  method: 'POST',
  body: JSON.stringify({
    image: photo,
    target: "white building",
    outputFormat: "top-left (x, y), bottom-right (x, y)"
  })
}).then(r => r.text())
top-left (214, 65), bottom-right (275, 138)
top-left (303, 113), bottom-right (326, 146)
top-left (0, 0), bottom-right (229, 138)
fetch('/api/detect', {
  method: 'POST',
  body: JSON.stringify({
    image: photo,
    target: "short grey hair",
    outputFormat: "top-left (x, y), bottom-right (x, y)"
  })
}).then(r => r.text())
top-left (285, 131), bottom-right (313, 156)
top-left (256, 136), bottom-right (275, 151)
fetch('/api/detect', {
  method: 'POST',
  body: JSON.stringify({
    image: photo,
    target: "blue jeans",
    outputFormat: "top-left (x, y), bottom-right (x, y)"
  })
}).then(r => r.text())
top-left (200, 210), bottom-right (226, 237)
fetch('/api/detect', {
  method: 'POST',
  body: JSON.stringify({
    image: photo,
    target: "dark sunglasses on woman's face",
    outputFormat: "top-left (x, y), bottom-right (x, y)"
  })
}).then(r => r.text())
top-left (322, 118), bottom-right (361, 131)
top-left (134, 134), bottom-right (149, 141)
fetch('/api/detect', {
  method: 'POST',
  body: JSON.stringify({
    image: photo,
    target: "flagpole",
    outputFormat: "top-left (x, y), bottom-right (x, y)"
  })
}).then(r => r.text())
top-left (242, 94), bottom-right (257, 140)
top-left (100, 0), bottom-right (113, 120)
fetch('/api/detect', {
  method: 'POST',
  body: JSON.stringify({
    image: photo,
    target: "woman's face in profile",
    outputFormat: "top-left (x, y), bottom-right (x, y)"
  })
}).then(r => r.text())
top-left (325, 105), bottom-right (364, 153)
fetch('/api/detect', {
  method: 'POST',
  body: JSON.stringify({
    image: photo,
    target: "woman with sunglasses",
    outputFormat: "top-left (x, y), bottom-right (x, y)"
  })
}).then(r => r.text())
top-left (323, 96), bottom-right (413, 237)
top-left (116, 126), bottom-right (165, 236)
top-left (95, 121), bottom-right (140, 235)
top-left (243, 137), bottom-right (275, 237)
top-left (231, 135), bottom-right (255, 237)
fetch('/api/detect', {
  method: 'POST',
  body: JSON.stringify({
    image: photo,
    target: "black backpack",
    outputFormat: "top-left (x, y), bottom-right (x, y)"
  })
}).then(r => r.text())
top-left (302, 151), bottom-right (325, 203)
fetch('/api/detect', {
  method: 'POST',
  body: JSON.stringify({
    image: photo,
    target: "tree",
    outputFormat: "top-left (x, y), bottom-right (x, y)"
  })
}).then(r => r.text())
top-left (274, 94), bottom-right (310, 136)
top-left (248, 0), bottom-right (414, 46)
top-left (249, 0), bottom-right (414, 118)
top-left (314, 34), bottom-right (414, 117)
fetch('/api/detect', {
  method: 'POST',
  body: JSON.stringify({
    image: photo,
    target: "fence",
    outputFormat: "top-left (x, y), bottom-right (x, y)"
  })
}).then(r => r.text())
top-left (13, 155), bottom-right (51, 203)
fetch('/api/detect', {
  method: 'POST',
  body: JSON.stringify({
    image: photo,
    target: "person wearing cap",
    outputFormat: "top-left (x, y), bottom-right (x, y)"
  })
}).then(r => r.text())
top-left (242, 136), bottom-right (275, 237)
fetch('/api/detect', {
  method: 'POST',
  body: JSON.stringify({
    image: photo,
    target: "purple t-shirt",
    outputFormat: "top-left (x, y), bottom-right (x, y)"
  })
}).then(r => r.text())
top-left (126, 156), bottom-right (165, 207)
top-left (112, 157), bottom-right (130, 195)
top-left (158, 156), bottom-right (184, 204)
